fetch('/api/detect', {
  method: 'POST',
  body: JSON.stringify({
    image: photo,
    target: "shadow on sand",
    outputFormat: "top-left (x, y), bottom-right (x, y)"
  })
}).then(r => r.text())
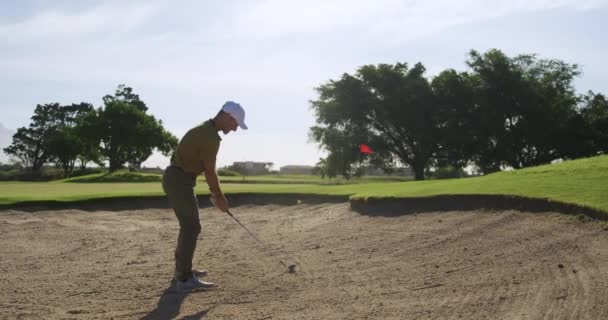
top-left (142, 270), bottom-right (291, 320)
top-left (140, 283), bottom-right (216, 320)
top-left (350, 195), bottom-right (607, 220)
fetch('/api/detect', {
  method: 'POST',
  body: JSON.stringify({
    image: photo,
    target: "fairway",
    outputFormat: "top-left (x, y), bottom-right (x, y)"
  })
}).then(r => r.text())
top-left (2, 202), bottom-right (608, 319)
top-left (3, 155), bottom-right (608, 215)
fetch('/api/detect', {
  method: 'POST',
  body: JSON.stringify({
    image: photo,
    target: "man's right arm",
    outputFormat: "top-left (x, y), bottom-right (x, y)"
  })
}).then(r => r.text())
top-left (203, 158), bottom-right (228, 212)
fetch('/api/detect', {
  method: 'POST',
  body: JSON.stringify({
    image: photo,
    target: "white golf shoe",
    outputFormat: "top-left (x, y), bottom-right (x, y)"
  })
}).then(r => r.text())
top-left (173, 269), bottom-right (208, 281)
top-left (174, 275), bottom-right (216, 291)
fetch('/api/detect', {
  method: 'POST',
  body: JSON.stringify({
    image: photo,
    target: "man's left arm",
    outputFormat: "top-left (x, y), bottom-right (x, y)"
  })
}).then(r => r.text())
top-left (203, 158), bottom-right (228, 212)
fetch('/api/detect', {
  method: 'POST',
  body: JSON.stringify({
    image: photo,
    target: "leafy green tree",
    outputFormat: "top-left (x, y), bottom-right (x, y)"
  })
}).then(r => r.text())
top-left (580, 92), bottom-right (608, 154)
top-left (310, 49), bottom-right (604, 177)
top-left (47, 126), bottom-right (81, 177)
top-left (309, 126), bottom-right (367, 179)
top-left (310, 62), bottom-right (442, 180)
top-left (466, 49), bottom-right (583, 171)
top-left (312, 158), bottom-right (328, 178)
top-left (91, 101), bottom-right (142, 171)
top-left (431, 69), bottom-right (479, 170)
top-left (103, 84), bottom-right (148, 112)
top-left (3, 128), bottom-right (42, 171)
top-left (46, 103), bottom-right (95, 176)
top-left (82, 86), bottom-right (177, 172)
top-left (74, 110), bottom-right (104, 169)
top-left (59, 102), bottom-right (95, 124)
top-left (125, 116), bottom-right (177, 171)
top-left (3, 103), bottom-right (66, 172)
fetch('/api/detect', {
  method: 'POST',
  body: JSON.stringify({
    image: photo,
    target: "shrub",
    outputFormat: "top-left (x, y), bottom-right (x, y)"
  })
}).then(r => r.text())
top-left (432, 165), bottom-right (467, 180)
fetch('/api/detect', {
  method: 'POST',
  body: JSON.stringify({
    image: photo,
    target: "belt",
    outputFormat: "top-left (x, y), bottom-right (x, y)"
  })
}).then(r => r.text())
top-left (169, 165), bottom-right (196, 178)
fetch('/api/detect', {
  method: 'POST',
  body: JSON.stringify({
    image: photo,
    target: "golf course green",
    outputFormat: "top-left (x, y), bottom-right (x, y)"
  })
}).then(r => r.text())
top-left (1, 155), bottom-right (606, 214)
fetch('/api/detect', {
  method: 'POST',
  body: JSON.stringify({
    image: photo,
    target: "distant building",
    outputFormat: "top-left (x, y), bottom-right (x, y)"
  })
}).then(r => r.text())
top-left (231, 161), bottom-right (273, 175)
top-left (279, 165), bottom-right (314, 175)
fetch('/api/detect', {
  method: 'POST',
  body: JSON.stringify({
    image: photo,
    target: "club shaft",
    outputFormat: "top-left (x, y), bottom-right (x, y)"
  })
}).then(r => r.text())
top-left (226, 210), bottom-right (265, 247)
top-left (226, 209), bottom-right (289, 268)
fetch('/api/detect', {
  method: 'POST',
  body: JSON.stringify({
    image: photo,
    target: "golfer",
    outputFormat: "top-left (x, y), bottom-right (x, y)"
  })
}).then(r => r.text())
top-left (162, 101), bottom-right (248, 291)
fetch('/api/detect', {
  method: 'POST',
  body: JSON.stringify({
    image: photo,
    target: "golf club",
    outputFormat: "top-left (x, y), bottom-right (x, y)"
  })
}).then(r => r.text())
top-left (211, 197), bottom-right (297, 273)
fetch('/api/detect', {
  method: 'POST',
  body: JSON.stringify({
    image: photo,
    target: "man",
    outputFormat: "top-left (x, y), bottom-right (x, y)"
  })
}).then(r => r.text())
top-left (162, 101), bottom-right (248, 291)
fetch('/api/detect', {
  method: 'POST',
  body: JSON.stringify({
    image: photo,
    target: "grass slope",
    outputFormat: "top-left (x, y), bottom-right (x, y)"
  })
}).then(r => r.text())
top-left (346, 155), bottom-right (607, 211)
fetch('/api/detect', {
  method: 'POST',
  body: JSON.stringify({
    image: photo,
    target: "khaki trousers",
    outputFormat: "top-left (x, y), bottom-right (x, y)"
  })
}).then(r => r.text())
top-left (162, 165), bottom-right (201, 281)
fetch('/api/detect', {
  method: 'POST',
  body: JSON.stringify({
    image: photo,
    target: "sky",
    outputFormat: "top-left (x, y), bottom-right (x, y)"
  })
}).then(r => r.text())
top-left (1, 0), bottom-right (608, 168)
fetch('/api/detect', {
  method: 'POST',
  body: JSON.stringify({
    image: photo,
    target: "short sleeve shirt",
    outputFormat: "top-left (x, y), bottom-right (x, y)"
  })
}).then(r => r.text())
top-left (171, 120), bottom-right (221, 175)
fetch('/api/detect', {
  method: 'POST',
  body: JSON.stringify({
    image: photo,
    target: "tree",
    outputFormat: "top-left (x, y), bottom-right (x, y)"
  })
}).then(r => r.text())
top-left (83, 85), bottom-right (177, 172)
top-left (309, 126), bottom-right (366, 179)
top-left (125, 116), bottom-right (177, 171)
top-left (3, 103), bottom-right (66, 172)
top-left (74, 109), bottom-right (104, 169)
top-left (59, 102), bottom-right (95, 124)
top-left (310, 62), bottom-right (442, 180)
top-left (3, 128), bottom-right (41, 170)
top-left (47, 126), bottom-right (81, 177)
top-left (3, 102), bottom-right (96, 175)
top-left (103, 84), bottom-right (148, 112)
top-left (431, 69), bottom-right (479, 170)
top-left (312, 158), bottom-right (328, 178)
top-left (46, 103), bottom-right (96, 176)
top-left (310, 49), bottom-right (598, 178)
top-left (465, 49), bottom-right (582, 171)
top-left (580, 92), bottom-right (608, 154)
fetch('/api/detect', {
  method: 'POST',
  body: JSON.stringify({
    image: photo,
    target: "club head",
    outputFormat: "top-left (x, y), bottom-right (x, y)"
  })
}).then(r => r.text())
top-left (287, 264), bottom-right (296, 273)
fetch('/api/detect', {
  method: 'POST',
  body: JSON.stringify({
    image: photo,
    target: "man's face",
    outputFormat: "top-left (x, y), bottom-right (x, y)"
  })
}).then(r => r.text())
top-left (223, 114), bottom-right (239, 134)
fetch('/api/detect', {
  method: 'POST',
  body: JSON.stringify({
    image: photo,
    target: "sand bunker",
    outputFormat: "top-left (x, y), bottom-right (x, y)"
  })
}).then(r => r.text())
top-left (1, 203), bottom-right (608, 319)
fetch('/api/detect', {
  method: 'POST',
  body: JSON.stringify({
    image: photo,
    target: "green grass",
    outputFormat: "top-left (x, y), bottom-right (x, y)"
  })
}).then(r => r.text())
top-left (346, 155), bottom-right (608, 212)
top-left (61, 170), bottom-right (162, 183)
top-left (63, 170), bottom-right (410, 184)
top-left (1, 155), bottom-right (607, 213)
top-left (208, 174), bottom-right (410, 184)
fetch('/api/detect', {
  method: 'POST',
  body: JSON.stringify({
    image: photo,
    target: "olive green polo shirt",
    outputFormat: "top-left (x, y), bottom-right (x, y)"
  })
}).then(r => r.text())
top-left (171, 120), bottom-right (221, 175)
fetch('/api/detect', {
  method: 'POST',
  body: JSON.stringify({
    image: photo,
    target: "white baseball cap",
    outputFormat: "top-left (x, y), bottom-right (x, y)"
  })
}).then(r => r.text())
top-left (222, 101), bottom-right (248, 130)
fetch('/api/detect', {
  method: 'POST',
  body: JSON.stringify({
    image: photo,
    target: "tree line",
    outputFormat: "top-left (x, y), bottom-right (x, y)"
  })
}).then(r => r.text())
top-left (3, 85), bottom-right (177, 177)
top-left (310, 49), bottom-right (608, 180)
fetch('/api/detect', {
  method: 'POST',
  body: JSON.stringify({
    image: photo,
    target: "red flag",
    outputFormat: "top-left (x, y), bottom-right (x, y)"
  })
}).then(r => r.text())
top-left (359, 144), bottom-right (372, 154)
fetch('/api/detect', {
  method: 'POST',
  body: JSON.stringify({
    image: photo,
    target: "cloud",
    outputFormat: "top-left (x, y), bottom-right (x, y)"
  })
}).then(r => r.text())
top-left (2, 0), bottom-right (606, 91)
top-left (0, 1), bottom-right (162, 42)
top-left (222, 0), bottom-right (608, 42)
top-left (5, 0), bottom-right (605, 46)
